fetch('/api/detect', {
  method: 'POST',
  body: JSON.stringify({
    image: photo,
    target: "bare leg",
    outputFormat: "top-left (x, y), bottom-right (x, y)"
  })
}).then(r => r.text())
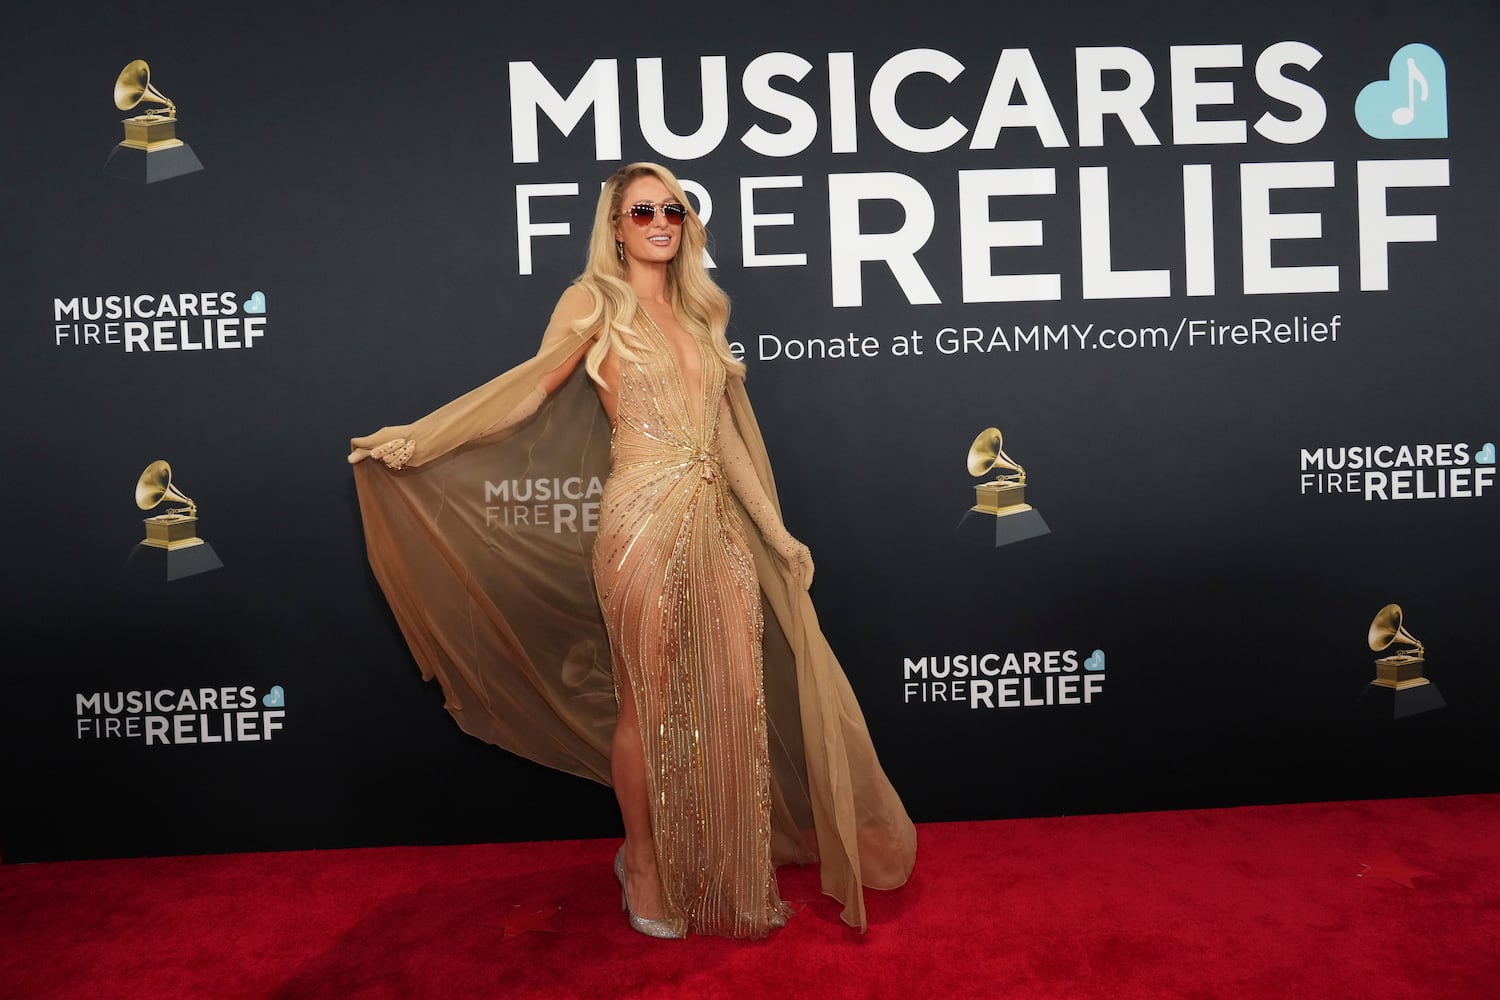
top-left (611, 668), bottom-right (668, 919)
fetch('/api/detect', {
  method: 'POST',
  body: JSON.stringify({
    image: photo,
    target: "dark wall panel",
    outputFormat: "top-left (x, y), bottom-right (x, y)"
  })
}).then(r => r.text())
top-left (4, 0), bottom-right (1496, 862)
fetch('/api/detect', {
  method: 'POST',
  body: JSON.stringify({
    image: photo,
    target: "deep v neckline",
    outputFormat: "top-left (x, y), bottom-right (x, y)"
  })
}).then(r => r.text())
top-left (637, 307), bottom-right (710, 435)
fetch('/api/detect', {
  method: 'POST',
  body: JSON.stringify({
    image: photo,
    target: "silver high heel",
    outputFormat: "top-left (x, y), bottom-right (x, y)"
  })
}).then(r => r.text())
top-left (614, 845), bottom-right (685, 940)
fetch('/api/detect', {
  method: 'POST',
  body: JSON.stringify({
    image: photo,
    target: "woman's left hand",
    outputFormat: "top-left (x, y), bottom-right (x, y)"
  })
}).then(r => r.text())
top-left (775, 536), bottom-right (815, 590)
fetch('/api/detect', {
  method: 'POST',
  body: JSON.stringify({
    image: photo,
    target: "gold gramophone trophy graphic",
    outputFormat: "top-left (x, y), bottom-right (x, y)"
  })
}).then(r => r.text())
top-left (1358, 603), bottom-right (1444, 718)
top-left (954, 427), bottom-right (1051, 547)
top-left (103, 59), bottom-right (204, 184)
top-left (125, 460), bottom-right (223, 580)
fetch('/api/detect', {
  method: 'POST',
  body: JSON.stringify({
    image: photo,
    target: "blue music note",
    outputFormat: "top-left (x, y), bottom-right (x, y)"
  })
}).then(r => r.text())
top-left (1391, 58), bottom-right (1429, 127)
top-left (1356, 44), bottom-right (1448, 140)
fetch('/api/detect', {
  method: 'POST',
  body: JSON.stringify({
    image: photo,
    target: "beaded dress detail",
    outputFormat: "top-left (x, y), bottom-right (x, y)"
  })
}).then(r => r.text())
top-left (592, 312), bottom-right (788, 937)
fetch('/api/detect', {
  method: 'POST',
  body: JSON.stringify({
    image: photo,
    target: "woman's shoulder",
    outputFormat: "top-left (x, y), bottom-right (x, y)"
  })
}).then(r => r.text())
top-left (535, 283), bottom-right (605, 354)
top-left (552, 282), bottom-right (597, 322)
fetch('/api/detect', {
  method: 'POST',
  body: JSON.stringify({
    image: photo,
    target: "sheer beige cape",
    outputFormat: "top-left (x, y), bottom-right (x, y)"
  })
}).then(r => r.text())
top-left (351, 291), bottom-right (917, 929)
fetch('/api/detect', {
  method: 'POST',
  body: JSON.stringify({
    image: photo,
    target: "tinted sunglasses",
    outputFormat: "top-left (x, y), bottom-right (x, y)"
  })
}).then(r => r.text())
top-left (620, 202), bottom-right (688, 226)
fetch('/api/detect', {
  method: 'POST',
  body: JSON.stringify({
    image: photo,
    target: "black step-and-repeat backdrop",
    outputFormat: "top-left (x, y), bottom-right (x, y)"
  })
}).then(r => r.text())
top-left (4, 0), bottom-right (1497, 863)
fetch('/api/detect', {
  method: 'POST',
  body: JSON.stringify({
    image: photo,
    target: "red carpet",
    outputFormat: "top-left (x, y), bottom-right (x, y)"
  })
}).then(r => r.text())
top-left (4, 794), bottom-right (1498, 999)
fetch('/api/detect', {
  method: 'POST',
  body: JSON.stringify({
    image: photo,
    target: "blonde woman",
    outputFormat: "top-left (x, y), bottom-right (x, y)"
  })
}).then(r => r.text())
top-left (350, 162), bottom-right (915, 939)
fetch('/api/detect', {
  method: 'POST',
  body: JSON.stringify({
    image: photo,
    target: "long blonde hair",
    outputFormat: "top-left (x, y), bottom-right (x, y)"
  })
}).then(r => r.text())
top-left (571, 162), bottom-right (746, 388)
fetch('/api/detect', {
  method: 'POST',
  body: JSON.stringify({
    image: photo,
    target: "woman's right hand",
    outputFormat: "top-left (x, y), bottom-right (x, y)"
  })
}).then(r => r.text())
top-left (348, 427), bottom-right (414, 469)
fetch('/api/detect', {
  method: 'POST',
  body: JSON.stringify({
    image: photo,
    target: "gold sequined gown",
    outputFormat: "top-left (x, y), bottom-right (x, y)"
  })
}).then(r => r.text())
top-left (351, 286), bottom-right (917, 938)
top-left (592, 318), bottom-right (787, 937)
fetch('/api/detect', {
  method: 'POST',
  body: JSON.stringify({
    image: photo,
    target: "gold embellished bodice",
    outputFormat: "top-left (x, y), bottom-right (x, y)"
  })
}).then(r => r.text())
top-left (605, 315), bottom-right (725, 494)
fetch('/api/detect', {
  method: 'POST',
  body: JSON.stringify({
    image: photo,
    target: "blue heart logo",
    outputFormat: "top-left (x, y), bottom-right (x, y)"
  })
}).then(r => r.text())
top-left (1477, 442), bottom-right (1496, 465)
top-left (244, 290), bottom-right (267, 314)
top-left (1355, 44), bottom-right (1448, 139)
top-left (262, 685), bottom-right (285, 708)
top-left (1084, 649), bottom-right (1106, 672)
